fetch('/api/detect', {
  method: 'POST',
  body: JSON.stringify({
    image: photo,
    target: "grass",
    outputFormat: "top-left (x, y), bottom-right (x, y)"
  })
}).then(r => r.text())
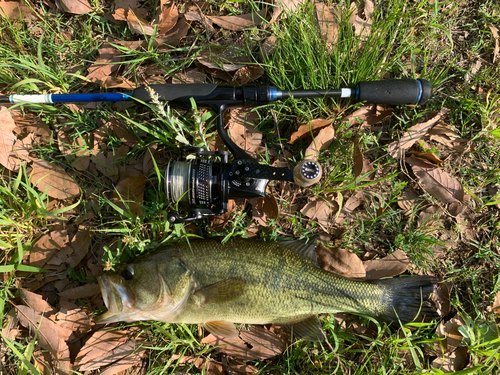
top-left (1, 0), bottom-right (500, 374)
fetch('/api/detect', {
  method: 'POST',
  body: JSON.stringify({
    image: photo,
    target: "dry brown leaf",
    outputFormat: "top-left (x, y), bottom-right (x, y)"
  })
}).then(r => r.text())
top-left (202, 326), bottom-right (285, 360)
top-left (30, 159), bottom-right (80, 200)
top-left (259, 35), bottom-right (278, 62)
top-left (342, 104), bottom-right (394, 127)
top-left (363, 250), bottom-right (409, 279)
top-left (0, 107), bottom-right (18, 171)
top-left (334, 190), bottom-right (364, 224)
top-left (316, 246), bottom-right (366, 278)
top-left (431, 282), bottom-right (452, 318)
top-left (29, 230), bottom-right (70, 269)
top-left (271, 0), bottom-right (307, 23)
top-left (103, 76), bottom-right (136, 90)
top-left (19, 289), bottom-right (57, 316)
top-left (349, 1), bottom-right (372, 38)
top-left (0, 0), bottom-right (33, 18)
top-left (79, 340), bottom-right (143, 371)
top-left (228, 109), bottom-right (262, 155)
top-left (76, 330), bottom-right (129, 364)
top-left (16, 305), bottom-right (73, 356)
top-left (436, 314), bottom-right (465, 352)
top-left (126, 8), bottom-right (155, 35)
top-left (300, 198), bottom-right (337, 228)
top-left (431, 346), bottom-right (468, 373)
top-left (248, 195), bottom-right (279, 227)
top-left (55, 300), bottom-right (91, 338)
top-left (289, 119), bottom-right (332, 144)
top-left (396, 188), bottom-right (422, 212)
top-left (208, 10), bottom-right (266, 31)
top-left (388, 108), bottom-right (450, 159)
top-left (58, 283), bottom-right (101, 300)
top-left (86, 44), bottom-right (122, 83)
top-left (492, 290), bottom-right (500, 315)
top-left (407, 151), bottom-right (443, 165)
top-left (57, 0), bottom-right (93, 14)
top-left (315, 2), bottom-right (340, 46)
top-left (232, 65), bottom-right (265, 85)
top-left (113, 173), bottom-right (146, 217)
top-left (8, 132), bottom-right (35, 171)
top-left (172, 68), bottom-right (206, 84)
top-left (158, 3), bottom-right (178, 34)
top-left (489, 25), bottom-right (499, 64)
top-left (304, 125), bottom-right (335, 160)
top-left (406, 157), bottom-right (464, 204)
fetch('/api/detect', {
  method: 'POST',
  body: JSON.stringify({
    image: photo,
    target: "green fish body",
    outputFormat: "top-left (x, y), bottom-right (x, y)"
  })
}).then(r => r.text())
top-left (96, 237), bottom-right (436, 341)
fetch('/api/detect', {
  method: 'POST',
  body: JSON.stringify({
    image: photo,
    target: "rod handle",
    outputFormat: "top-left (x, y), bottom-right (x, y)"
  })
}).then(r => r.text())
top-left (355, 79), bottom-right (431, 105)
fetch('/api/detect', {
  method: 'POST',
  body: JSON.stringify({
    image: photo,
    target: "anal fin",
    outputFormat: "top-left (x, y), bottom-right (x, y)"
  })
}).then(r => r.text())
top-left (204, 321), bottom-right (239, 339)
top-left (282, 315), bottom-right (324, 342)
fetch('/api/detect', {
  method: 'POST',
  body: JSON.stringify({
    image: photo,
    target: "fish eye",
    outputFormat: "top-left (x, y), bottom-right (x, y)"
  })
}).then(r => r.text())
top-left (121, 267), bottom-right (134, 281)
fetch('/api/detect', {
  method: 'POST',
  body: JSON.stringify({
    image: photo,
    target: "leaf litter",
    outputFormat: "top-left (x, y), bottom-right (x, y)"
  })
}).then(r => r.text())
top-left (2, 0), bottom-right (493, 373)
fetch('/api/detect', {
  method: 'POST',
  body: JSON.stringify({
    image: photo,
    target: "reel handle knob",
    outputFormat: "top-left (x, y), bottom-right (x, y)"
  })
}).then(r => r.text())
top-left (293, 159), bottom-right (322, 187)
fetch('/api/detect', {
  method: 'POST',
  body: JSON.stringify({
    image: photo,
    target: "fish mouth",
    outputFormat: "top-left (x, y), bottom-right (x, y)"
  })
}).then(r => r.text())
top-left (95, 274), bottom-right (134, 324)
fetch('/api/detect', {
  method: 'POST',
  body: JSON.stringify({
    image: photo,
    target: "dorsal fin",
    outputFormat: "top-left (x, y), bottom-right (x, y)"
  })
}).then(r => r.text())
top-left (280, 236), bottom-right (319, 266)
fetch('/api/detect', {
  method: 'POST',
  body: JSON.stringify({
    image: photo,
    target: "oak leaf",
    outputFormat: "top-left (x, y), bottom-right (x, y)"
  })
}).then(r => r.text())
top-left (202, 326), bottom-right (285, 360)
top-left (304, 125), bottom-right (335, 160)
top-left (289, 119), bottom-right (332, 144)
top-left (0, 107), bottom-right (18, 170)
top-left (316, 246), bottom-right (366, 279)
top-left (57, 0), bottom-right (93, 14)
top-left (363, 250), bottom-right (409, 279)
top-left (208, 10), bottom-right (267, 31)
top-left (30, 159), bottom-right (80, 200)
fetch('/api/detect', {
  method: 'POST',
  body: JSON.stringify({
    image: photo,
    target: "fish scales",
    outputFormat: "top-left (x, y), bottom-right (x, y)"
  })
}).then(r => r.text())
top-left (97, 237), bottom-right (438, 341)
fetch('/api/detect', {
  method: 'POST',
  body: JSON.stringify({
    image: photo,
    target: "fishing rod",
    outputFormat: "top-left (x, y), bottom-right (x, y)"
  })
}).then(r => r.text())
top-left (2, 79), bottom-right (431, 223)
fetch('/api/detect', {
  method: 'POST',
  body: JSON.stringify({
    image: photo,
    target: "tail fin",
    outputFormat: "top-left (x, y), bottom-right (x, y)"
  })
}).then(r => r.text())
top-left (375, 276), bottom-right (438, 325)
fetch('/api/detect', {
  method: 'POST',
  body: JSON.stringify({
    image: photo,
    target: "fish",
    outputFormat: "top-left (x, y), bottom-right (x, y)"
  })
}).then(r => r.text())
top-left (96, 237), bottom-right (437, 341)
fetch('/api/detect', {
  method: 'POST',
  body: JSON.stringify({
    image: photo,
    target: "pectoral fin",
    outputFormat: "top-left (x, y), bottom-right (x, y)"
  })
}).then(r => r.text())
top-left (194, 279), bottom-right (246, 305)
top-left (282, 315), bottom-right (324, 342)
top-left (204, 321), bottom-right (239, 339)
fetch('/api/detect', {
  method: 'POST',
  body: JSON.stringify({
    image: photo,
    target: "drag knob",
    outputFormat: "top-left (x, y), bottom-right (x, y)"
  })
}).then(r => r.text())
top-left (293, 159), bottom-right (322, 187)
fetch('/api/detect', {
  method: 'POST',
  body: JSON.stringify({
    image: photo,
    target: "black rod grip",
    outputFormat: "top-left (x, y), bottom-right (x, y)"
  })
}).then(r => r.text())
top-left (355, 79), bottom-right (431, 105)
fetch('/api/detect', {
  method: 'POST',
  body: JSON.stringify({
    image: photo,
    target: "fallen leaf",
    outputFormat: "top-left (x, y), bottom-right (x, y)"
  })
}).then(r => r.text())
top-left (363, 250), bottom-right (409, 279)
top-left (79, 339), bottom-right (144, 371)
top-left (208, 10), bottom-right (267, 31)
top-left (316, 246), bottom-right (366, 278)
top-left (158, 3), bottom-right (178, 34)
top-left (396, 188), bottom-right (422, 212)
top-left (172, 68), bottom-right (206, 84)
top-left (0, 0), bottom-right (32, 19)
top-left (408, 151), bottom-right (443, 165)
top-left (86, 44), bottom-right (122, 83)
top-left (315, 2), bottom-right (340, 46)
top-left (492, 290), bottom-right (500, 315)
top-left (55, 300), bottom-right (91, 338)
top-left (103, 76), bottom-right (136, 90)
top-left (19, 289), bottom-right (58, 316)
top-left (349, 1), bottom-right (372, 38)
top-left (289, 119), bottom-right (332, 144)
top-left (258, 35), bottom-right (278, 62)
top-left (57, 0), bottom-right (93, 14)
top-left (29, 230), bottom-right (70, 269)
top-left (228, 109), bottom-right (262, 155)
top-left (8, 132), bottom-right (35, 171)
top-left (0, 107), bottom-right (18, 171)
top-left (431, 282), bottom-right (452, 318)
top-left (16, 305), bottom-right (73, 355)
top-left (436, 314), bottom-right (465, 353)
top-left (76, 330), bottom-right (129, 364)
top-left (30, 159), bottom-right (80, 200)
top-left (304, 125), bottom-right (335, 160)
top-left (431, 346), bottom-right (468, 373)
top-left (389, 108), bottom-right (450, 159)
top-left (202, 326), bottom-right (285, 360)
top-left (271, 0), bottom-right (307, 23)
top-left (248, 195), bottom-right (279, 227)
top-left (406, 157), bottom-right (464, 204)
top-left (300, 198), bottom-right (337, 228)
top-left (342, 104), bottom-right (394, 127)
top-left (113, 173), bottom-right (146, 217)
top-left (58, 283), bottom-right (101, 300)
top-left (489, 25), bottom-right (499, 64)
top-left (334, 190), bottom-right (364, 224)
top-left (126, 8), bottom-right (155, 35)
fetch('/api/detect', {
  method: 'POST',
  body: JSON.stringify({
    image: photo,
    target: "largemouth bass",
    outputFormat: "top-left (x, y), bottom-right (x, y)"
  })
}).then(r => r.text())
top-left (96, 237), bottom-right (437, 341)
